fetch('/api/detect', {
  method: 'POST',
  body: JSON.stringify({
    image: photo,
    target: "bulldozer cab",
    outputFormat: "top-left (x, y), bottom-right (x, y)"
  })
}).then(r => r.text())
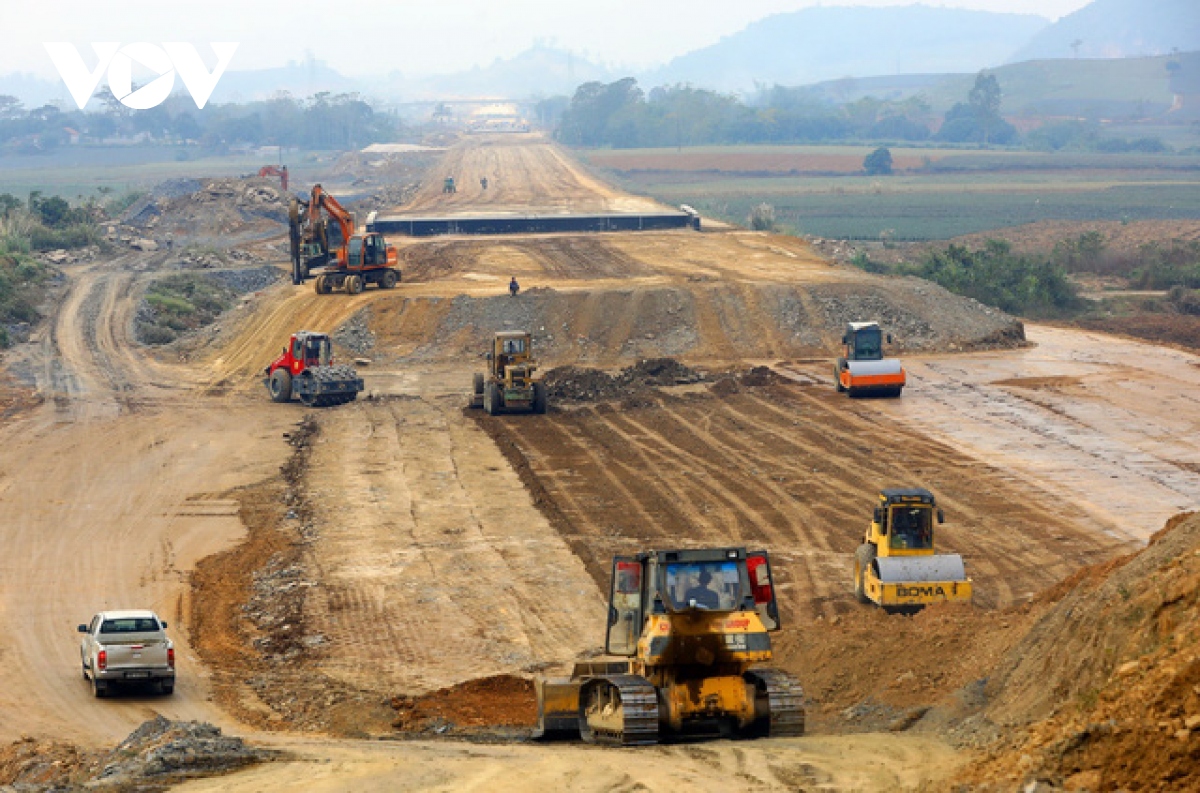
top-left (843, 322), bottom-right (888, 361)
top-left (605, 548), bottom-right (780, 656)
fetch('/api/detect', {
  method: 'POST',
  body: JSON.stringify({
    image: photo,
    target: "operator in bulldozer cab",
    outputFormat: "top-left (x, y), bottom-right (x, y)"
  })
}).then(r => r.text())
top-left (683, 569), bottom-right (720, 609)
top-left (668, 561), bottom-right (738, 611)
top-left (890, 505), bottom-right (933, 551)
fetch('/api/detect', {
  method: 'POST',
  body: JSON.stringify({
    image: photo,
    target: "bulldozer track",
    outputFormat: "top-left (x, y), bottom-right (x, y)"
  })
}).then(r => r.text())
top-left (580, 675), bottom-right (659, 746)
top-left (747, 668), bottom-right (806, 737)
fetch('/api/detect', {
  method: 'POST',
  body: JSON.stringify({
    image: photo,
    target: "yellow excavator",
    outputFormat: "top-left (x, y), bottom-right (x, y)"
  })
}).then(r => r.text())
top-left (854, 488), bottom-right (972, 612)
top-left (535, 547), bottom-right (804, 745)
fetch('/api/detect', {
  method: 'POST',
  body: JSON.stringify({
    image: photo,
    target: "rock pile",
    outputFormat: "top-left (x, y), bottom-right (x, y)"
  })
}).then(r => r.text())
top-left (0, 717), bottom-right (273, 791)
top-left (120, 176), bottom-right (290, 245)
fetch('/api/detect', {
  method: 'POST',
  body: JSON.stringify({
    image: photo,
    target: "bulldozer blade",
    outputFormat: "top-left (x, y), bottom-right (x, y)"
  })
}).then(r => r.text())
top-left (533, 678), bottom-right (581, 739)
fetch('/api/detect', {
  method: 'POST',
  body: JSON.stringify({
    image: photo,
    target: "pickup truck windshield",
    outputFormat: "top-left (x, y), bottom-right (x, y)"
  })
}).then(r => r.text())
top-left (100, 618), bottom-right (160, 633)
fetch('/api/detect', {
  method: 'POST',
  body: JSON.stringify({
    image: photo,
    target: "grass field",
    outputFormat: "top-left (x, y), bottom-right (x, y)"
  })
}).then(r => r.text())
top-left (0, 147), bottom-right (337, 200)
top-left (578, 145), bottom-right (1200, 240)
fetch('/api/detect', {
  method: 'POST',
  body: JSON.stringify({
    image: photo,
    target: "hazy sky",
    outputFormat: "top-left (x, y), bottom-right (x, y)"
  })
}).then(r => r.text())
top-left (7, 0), bottom-right (1094, 80)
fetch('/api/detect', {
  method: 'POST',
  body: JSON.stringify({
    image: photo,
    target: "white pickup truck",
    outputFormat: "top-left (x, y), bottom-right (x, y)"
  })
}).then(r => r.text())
top-left (78, 610), bottom-right (175, 697)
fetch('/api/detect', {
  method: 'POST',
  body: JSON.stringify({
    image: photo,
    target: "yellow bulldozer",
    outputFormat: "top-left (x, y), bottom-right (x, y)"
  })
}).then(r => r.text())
top-left (468, 330), bottom-right (547, 415)
top-left (853, 488), bottom-right (972, 612)
top-left (535, 547), bottom-right (804, 745)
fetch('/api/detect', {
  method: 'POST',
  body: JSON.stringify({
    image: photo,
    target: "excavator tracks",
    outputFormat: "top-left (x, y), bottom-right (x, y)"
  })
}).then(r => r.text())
top-left (747, 668), bottom-right (806, 737)
top-left (579, 675), bottom-right (660, 746)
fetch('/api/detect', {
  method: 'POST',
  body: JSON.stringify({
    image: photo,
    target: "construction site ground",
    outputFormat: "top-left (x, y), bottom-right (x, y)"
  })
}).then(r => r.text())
top-left (1, 134), bottom-right (1198, 791)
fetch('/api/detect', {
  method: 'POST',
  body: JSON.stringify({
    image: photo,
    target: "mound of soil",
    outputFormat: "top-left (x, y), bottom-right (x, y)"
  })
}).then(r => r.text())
top-left (543, 357), bottom-right (706, 403)
top-left (954, 512), bottom-right (1200, 791)
top-left (391, 675), bottom-right (536, 732)
top-left (373, 279), bottom-right (1024, 365)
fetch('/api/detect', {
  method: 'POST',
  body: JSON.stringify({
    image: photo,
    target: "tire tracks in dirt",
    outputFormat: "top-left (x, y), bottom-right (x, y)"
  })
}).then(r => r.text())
top-left (297, 396), bottom-right (601, 696)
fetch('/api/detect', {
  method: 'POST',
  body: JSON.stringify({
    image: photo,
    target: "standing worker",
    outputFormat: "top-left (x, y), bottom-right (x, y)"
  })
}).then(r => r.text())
top-left (509, 276), bottom-right (520, 297)
top-left (481, 176), bottom-right (489, 190)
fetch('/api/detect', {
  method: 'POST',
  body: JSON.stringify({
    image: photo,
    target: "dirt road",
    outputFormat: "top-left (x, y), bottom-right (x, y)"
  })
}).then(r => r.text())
top-left (396, 133), bottom-right (662, 215)
top-left (2, 134), bottom-right (1198, 789)
top-left (172, 732), bottom-right (962, 792)
top-left (0, 260), bottom-right (293, 745)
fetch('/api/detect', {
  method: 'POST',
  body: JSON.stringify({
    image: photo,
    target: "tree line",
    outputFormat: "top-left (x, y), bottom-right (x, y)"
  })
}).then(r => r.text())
top-left (549, 72), bottom-right (1014, 149)
top-left (0, 90), bottom-right (401, 152)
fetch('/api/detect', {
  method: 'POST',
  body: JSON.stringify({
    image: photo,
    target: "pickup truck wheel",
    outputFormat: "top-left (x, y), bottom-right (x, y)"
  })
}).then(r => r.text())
top-left (92, 677), bottom-right (108, 698)
top-left (159, 681), bottom-right (175, 696)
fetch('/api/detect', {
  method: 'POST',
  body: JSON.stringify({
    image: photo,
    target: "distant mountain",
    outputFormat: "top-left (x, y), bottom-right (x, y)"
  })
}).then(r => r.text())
top-left (1008, 0), bottom-right (1200, 62)
top-left (0, 60), bottom-right (362, 110)
top-left (0, 72), bottom-right (72, 109)
top-left (641, 5), bottom-right (1049, 93)
top-left (400, 44), bottom-right (613, 101)
top-left (207, 59), bottom-right (361, 104)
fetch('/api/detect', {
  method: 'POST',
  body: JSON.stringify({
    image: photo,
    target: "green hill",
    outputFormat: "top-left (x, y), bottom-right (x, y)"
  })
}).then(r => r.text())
top-left (797, 54), bottom-right (1184, 118)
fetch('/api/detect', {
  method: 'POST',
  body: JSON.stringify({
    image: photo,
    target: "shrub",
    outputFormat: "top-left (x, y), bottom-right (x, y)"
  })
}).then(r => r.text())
top-left (0, 252), bottom-right (55, 344)
top-left (748, 203), bottom-right (777, 231)
top-left (137, 274), bottom-right (237, 345)
top-left (1167, 286), bottom-right (1200, 316)
top-left (1129, 241), bottom-right (1200, 289)
top-left (900, 240), bottom-right (1080, 317)
top-left (850, 252), bottom-right (889, 273)
top-left (863, 147), bottom-right (893, 175)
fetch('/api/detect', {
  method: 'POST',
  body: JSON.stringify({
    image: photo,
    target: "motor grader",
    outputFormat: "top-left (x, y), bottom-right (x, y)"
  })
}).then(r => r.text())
top-left (853, 488), bottom-right (972, 612)
top-left (834, 321), bottom-right (905, 397)
top-left (288, 184), bottom-right (400, 294)
top-left (468, 331), bottom-right (546, 415)
top-left (264, 331), bottom-right (363, 407)
top-left (535, 547), bottom-right (804, 745)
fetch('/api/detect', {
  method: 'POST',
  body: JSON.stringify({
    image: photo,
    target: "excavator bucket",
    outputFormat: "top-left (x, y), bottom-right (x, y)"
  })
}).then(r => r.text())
top-left (533, 677), bottom-right (581, 739)
top-left (868, 554), bottom-right (972, 609)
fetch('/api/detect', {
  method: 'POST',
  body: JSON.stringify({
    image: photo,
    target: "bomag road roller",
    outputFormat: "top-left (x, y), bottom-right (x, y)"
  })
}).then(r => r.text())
top-left (468, 330), bottom-right (546, 415)
top-left (535, 547), bottom-right (804, 745)
top-left (834, 321), bottom-right (905, 397)
top-left (853, 488), bottom-right (972, 612)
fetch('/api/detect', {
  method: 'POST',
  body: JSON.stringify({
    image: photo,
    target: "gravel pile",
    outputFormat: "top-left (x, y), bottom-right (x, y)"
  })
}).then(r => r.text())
top-left (334, 308), bottom-right (376, 354)
top-left (203, 266), bottom-right (282, 295)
